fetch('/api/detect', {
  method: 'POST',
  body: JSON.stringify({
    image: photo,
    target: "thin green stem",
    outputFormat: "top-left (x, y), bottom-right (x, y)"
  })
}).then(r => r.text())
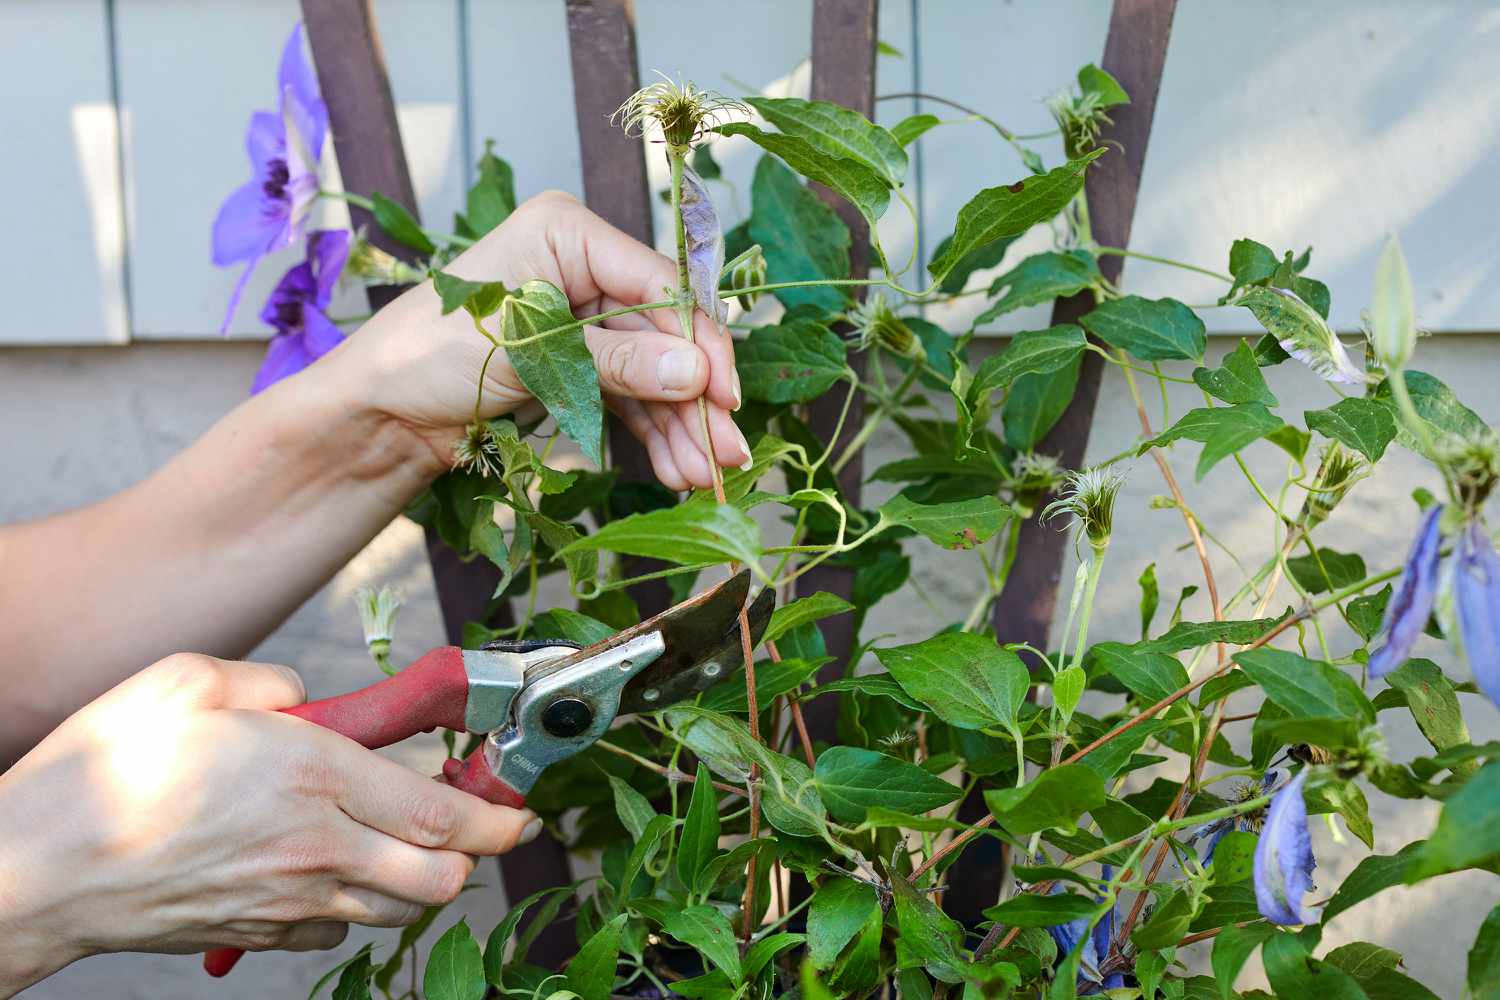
top-left (832, 360), bottom-right (923, 474)
top-left (1095, 246), bottom-right (1234, 283)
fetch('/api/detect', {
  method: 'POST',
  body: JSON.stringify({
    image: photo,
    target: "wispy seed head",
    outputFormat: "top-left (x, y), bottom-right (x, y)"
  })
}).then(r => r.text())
top-left (1043, 467), bottom-right (1125, 546)
top-left (613, 74), bottom-right (748, 150)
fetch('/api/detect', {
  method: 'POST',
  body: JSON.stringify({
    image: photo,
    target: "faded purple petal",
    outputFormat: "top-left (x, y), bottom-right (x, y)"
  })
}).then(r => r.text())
top-left (1254, 770), bottom-right (1315, 925)
top-left (212, 180), bottom-right (283, 267)
top-left (251, 332), bottom-right (316, 394)
top-left (246, 111), bottom-right (285, 177)
top-left (302, 308), bottom-right (344, 356)
top-left (309, 229), bottom-right (351, 306)
top-left (221, 261), bottom-right (261, 335)
top-left (679, 163), bottom-right (725, 324)
top-left (1370, 504), bottom-right (1445, 678)
top-left (1455, 521), bottom-right (1500, 708)
top-left (277, 24), bottom-right (327, 158)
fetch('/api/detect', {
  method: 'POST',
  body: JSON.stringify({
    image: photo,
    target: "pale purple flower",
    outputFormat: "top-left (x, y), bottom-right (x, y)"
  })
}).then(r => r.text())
top-left (1369, 504), bottom-right (1445, 678)
top-left (250, 229), bottom-right (349, 394)
top-left (1253, 770), bottom-right (1315, 925)
top-left (212, 24), bottom-right (328, 333)
top-left (1044, 867), bottom-right (1124, 993)
top-left (678, 162), bottom-right (725, 323)
top-left (1454, 520), bottom-right (1500, 708)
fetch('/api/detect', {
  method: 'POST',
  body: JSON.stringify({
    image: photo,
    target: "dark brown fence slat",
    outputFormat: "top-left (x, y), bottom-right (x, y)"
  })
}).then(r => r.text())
top-left (565, 0), bottom-right (674, 621)
top-left (797, 0), bottom-right (880, 740)
top-left (943, 0), bottom-right (1180, 927)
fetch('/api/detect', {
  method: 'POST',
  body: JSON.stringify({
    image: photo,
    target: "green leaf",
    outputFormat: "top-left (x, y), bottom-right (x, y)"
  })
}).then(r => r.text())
top-left (813, 672), bottom-right (925, 711)
top-left (745, 96), bottom-right (906, 186)
top-left (1132, 888), bottom-right (1198, 950)
top-left (736, 317), bottom-right (849, 404)
top-left (1285, 548), bottom-right (1367, 595)
top-left (677, 763), bottom-right (722, 891)
top-left (1227, 238), bottom-right (1279, 297)
top-left (1262, 932), bottom-right (1371, 1000)
top-left (700, 656), bottom-right (827, 714)
top-left (744, 932), bottom-right (805, 982)
top-left (662, 906), bottom-right (744, 985)
top-left (809, 878), bottom-right (880, 967)
top-left (928, 151), bottom-right (1104, 285)
top-left (1077, 63), bottom-right (1129, 106)
top-left (423, 920), bottom-right (486, 1000)
top-left (1373, 370), bottom-right (1494, 461)
top-left (1052, 665), bottom-right (1086, 722)
top-left (331, 952), bottom-right (375, 1000)
top-left (1081, 294), bottom-right (1207, 361)
top-left (1409, 760), bottom-right (1500, 880)
top-left (311, 944), bottom-right (375, 1000)
top-left (373, 905), bottom-right (442, 992)
top-left (1140, 403), bottom-right (1285, 480)
top-left (984, 891), bottom-right (1099, 928)
top-left (432, 270), bottom-right (509, 318)
top-left (1193, 340), bottom-right (1278, 406)
top-left (1469, 904), bottom-right (1500, 999)
top-left (1306, 398), bottom-right (1397, 462)
top-left (1092, 642), bottom-right (1189, 705)
top-left (977, 252), bottom-right (1101, 323)
top-left (1212, 923), bottom-right (1274, 999)
top-left (531, 608), bottom-right (614, 647)
top-left (466, 139), bottom-right (516, 236)
top-left (875, 632), bottom-right (1030, 730)
top-left (974, 324), bottom-right (1087, 390)
top-left (1385, 658), bottom-right (1472, 760)
top-left (747, 155), bottom-right (850, 313)
top-left (559, 502), bottom-right (761, 567)
top-left (891, 112), bottom-right (941, 147)
top-left (929, 231), bottom-right (1020, 294)
top-left (814, 746), bottom-right (961, 822)
top-left (1139, 614), bottom-right (1290, 653)
top-left (483, 885), bottom-right (576, 986)
top-left (876, 494), bottom-right (1014, 550)
top-left (765, 592), bottom-right (855, 647)
top-left (1347, 585), bottom-right (1391, 643)
top-left (984, 763), bottom-right (1106, 835)
top-left (720, 122), bottom-right (890, 228)
top-left (1004, 355), bottom-right (1081, 450)
top-left (501, 279), bottom-right (602, 464)
top-left (1210, 831), bottom-right (1259, 885)
top-left (1323, 942), bottom-right (1401, 983)
top-left (371, 192), bottom-right (436, 255)
top-left (1139, 563), bottom-right (1160, 639)
top-left (1234, 648), bottom-right (1375, 744)
top-left (891, 875), bottom-right (968, 983)
top-left (1238, 285), bottom-right (1365, 384)
top-left (565, 914), bottom-right (626, 1000)
top-left (608, 774), bottom-right (657, 842)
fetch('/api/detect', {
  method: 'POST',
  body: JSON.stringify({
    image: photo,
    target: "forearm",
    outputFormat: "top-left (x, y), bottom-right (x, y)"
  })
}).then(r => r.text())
top-left (0, 355), bottom-right (444, 762)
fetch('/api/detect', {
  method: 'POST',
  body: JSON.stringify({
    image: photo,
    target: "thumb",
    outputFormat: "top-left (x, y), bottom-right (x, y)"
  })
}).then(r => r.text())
top-left (137, 654), bottom-right (308, 711)
top-left (584, 326), bottom-right (709, 402)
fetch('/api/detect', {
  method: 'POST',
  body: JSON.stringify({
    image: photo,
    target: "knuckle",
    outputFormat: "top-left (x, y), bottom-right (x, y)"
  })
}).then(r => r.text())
top-left (532, 188), bottom-right (577, 207)
top-left (420, 855), bottom-right (470, 905)
top-left (239, 927), bottom-right (288, 952)
top-left (405, 793), bottom-right (460, 848)
top-left (277, 832), bottom-right (340, 878)
top-left (148, 652), bottom-right (222, 701)
top-left (599, 339), bottom-right (638, 388)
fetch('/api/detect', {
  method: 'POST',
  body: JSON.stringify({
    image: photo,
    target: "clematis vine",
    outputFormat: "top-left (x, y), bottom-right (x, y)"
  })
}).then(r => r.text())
top-left (1253, 769), bottom-right (1316, 925)
top-left (1191, 770), bottom-right (1278, 865)
top-left (1044, 869), bottom-right (1125, 993)
top-left (212, 24), bottom-right (328, 332)
top-left (250, 229), bottom-right (350, 394)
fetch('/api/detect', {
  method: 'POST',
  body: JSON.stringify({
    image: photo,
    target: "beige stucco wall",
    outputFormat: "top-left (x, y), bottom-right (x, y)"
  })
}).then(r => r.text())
top-left (5, 333), bottom-right (1498, 996)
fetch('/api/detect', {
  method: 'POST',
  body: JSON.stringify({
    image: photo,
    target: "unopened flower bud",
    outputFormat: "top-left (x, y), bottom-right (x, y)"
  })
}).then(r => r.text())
top-left (1298, 443), bottom-right (1367, 530)
top-left (346, 231), bottom-right (426, 287)
top-left (1369, 233), bottom-right (1416, 371)
top-left (727, 245), bottom-right (767, 311)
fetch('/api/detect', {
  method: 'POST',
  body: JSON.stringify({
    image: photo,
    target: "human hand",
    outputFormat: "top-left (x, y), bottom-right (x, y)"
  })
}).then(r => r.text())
top-left (0, 654), bottom-right (539, 995)
top-left (324, 190), bottom-right (749, 490)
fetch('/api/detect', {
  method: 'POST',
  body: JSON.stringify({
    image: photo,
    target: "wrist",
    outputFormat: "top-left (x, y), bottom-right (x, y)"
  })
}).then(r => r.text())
top-left (0, 776), bottom-right (92, 995)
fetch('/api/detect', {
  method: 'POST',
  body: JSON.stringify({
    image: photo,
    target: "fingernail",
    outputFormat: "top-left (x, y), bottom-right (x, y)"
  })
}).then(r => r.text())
top-left (517, 816), bottom-right (543, 845)
top-left (657, 349), bottom-right (702, 392)
top-left (731, 369), bottom-right (743, 411)
top-left (735, 425), bottom-right (753, 471)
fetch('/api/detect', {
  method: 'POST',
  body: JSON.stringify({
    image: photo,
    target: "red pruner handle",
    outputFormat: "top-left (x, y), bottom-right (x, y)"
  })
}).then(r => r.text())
top-left (204, 646), bottom-right (472, 977)
top-left (441, 745), bottom-right (527, 808)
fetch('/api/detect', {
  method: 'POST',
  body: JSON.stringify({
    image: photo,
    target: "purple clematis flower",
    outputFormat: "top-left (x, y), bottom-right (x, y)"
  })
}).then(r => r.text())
top-left (1369, 504), bottom-right (1445, 678)
top-left (1194, 769), bottom-right (1280, 866)
top-left (250, 229), bottom-right (349, 394)
top-left (1254, 769), bottom-right (1316, 925)
top-left (1044, 867), bottom-right (1125, 993)
top-left (1454, 520), bottom-right (1500, 708)
top-left (212, 24), bottom-right (328, 333)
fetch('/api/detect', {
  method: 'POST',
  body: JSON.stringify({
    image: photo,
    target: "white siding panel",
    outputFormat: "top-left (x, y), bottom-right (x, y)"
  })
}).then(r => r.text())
top-left (0, 0), bottom-right (129, 345)
top-left (117, 0), bottom-right (462, 341)
top-left (464, 0), bottom-right (583, 207)
top-left (1130, 1), bottom-right (1500, 332)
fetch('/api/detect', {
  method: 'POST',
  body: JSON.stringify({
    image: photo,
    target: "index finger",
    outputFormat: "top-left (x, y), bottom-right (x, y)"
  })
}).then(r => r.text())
top-left (323, 732), bottom-right (538, 856)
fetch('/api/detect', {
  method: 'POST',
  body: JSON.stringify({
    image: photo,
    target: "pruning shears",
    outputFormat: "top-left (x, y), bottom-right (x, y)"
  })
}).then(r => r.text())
top-left (204, 570), bottom-right (773, 976)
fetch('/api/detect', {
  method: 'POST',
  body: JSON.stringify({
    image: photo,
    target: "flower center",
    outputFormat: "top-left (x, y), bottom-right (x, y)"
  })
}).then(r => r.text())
top-left (273, 297), bottom-right (304, 331)
top-left (262, 158), bottom-right (290, 201)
